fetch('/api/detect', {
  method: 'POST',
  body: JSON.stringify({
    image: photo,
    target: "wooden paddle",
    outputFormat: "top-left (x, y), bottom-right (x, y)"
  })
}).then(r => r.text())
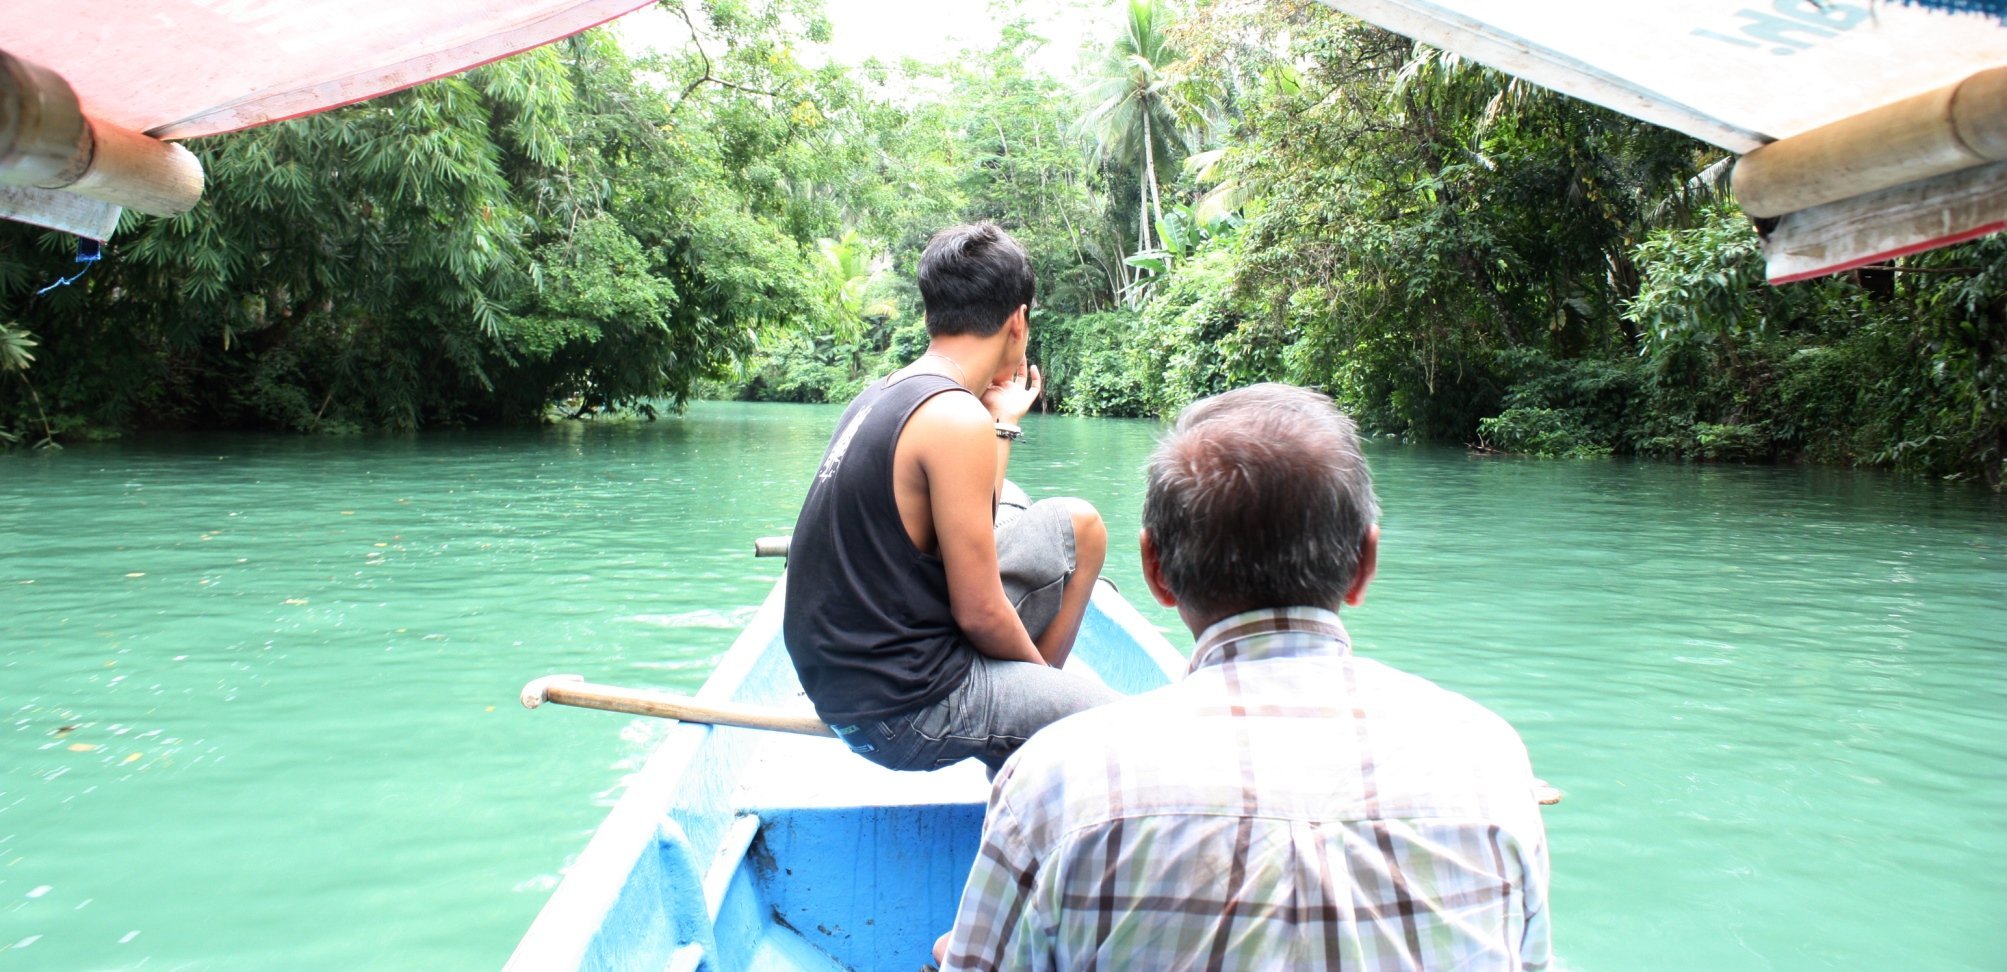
top-left (520, 675), bottom-right (837, 738)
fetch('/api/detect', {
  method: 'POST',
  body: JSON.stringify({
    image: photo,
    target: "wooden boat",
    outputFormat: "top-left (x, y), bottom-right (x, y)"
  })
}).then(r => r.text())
top-left (507, 575), bottom-right (1187, 972)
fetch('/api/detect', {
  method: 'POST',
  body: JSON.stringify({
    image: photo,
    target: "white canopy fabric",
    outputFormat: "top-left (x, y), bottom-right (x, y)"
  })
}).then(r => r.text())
top-left (1318, 1), bottom-right (2007, 152)
top-left (0, 0), bottom-right (655, 139)
top-left (1318, 0), bottom-right (2007, 280)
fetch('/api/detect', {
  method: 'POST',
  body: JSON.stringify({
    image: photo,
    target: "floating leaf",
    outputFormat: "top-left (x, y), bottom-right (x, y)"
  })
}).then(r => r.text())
top-left (123, 753), bottom-right (142, 764)
top-left (68, 743), bottom-right (97, 752)
top-left (124, 572), bottom-right (145, 579)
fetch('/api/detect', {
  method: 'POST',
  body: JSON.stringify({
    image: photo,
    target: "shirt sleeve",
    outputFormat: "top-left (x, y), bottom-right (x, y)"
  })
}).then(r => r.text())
top-left (940, 785), bottom-right (1051, 972)
top-left (1518, 824), bottom-right (1553, 971)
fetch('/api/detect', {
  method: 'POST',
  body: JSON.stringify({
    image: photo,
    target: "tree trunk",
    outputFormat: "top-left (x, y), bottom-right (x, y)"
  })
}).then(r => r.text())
top-left (1132, 176), bottom-right (1150, 297)
top-left (1137, 166), bottom-right (1153, 257)
top-left (16, 375), bottom-right (58, 450)
top-left (1142, 108), bottom-right (1163, 246)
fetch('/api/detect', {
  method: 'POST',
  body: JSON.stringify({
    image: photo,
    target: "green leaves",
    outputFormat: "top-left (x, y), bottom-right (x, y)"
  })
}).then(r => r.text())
top-left (1476, 408), bottom-right (1612, 459)
top-left (0, 2), bottom-right (874, 435)
top-left (1624, 209), bottom-right (1767, 357)
top-left (0, 322), bottom-right (36, 373)
top-left (2, 0), bottom-right (1998, 485)
top-left (810, 231), bottom-right (895, 341)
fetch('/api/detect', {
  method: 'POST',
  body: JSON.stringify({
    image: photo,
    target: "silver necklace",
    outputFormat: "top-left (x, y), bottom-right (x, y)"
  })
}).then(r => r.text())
top-left (921, 352), bottom-right (968, 386)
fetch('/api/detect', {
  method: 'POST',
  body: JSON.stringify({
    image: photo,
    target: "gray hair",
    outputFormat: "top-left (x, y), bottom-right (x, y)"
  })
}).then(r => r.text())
top-left (1143, 383), bottom-right (1379, 618)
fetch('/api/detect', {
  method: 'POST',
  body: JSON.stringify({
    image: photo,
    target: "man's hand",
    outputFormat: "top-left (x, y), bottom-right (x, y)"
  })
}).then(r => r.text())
top-left (981, 357), bottom-right (1042, 424)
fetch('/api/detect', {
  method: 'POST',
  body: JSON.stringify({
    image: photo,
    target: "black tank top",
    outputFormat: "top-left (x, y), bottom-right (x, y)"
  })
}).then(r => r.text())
top-left (782, 372), bottom-right (975, 724)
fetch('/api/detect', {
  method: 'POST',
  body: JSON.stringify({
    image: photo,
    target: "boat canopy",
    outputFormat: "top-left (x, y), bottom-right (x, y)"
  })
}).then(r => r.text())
top-left (1316, 0), bottom-right (2007, 281)
top-left (0, 0), bottom-right (653, 238)
top-left (4, 1), bottom-right (2001, 283)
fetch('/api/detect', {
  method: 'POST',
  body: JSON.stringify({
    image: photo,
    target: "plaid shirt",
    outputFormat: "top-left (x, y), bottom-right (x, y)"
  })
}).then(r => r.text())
top-left (941, 607), bottom-right (1551, 971)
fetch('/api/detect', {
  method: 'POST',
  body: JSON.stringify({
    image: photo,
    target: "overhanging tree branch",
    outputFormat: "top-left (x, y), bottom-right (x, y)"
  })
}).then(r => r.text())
top-left (669, 3), bottom-right (786, 117)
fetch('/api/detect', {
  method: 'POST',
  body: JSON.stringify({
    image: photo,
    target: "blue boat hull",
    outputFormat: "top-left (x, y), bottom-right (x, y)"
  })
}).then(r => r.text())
top-left (510, 577), bottom-right (1185, 971)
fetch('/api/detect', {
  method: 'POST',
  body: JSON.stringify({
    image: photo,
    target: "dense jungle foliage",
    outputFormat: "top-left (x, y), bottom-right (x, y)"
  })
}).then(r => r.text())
top-left (3, 0), bottom-right (2002, 487)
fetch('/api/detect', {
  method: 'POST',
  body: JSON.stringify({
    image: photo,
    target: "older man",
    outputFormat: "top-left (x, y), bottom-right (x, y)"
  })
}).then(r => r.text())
top-left (937, 383), bottom-right (1552, 971)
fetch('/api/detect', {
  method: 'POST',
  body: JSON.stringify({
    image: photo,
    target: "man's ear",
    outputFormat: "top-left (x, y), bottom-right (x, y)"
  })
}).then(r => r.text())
top-left (1343, 524), bottom-right (1379, 608)
top-left (1139, 528), bottom-right (1179, 607)
top-left (1009, 305), bottom-right (1029, 345)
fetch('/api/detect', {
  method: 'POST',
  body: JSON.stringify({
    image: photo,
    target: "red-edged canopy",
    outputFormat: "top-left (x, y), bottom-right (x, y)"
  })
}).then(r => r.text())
top-left (1, 0), bottom-right (654, 139)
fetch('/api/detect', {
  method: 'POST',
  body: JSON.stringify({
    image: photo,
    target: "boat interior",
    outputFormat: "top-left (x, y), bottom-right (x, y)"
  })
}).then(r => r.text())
top-left (512, 581), bottom-right (1185, 972)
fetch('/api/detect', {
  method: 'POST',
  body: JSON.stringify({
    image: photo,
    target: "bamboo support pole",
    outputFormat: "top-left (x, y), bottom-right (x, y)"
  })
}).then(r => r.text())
top-left (547, 538), bottom-right (1559, 803)
top-left (0, 51), bottom-right (203, 217)
top-left (521, 674), bottom-right (837, 737)
top-left (1735, 67), bottom-right (2007, 218)
top-left (520, 675), bottom-right (1562, 804)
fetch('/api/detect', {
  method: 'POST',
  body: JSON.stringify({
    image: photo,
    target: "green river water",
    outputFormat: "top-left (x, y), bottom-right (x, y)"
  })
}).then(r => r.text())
top-left (3, 401), bottom-right (2003, 970)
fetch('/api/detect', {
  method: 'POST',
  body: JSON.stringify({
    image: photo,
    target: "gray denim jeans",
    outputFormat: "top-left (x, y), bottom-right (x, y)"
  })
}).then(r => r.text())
top-left (830, 483), bottom-right (1118, 774)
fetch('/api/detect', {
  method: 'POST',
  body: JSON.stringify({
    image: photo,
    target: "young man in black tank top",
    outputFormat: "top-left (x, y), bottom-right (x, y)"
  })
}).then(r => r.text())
top-left (782, 223), bottom-right (1116, 774)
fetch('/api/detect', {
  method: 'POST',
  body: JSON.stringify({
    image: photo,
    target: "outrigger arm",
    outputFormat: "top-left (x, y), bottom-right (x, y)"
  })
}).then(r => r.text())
top-left (1313, 1), bottom-right (2007, 282)
top-left (0, 50), bottom-right (204, 240)
top-left (1739, 66), bottom-right (2007, 283)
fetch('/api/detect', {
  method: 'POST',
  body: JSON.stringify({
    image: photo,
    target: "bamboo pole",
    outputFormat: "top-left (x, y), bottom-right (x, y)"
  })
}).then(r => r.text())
top-left (0, 52), bottom-right (203, 217)
top-left (1735, 67), bottom-right (2007, 218)
top-left (520, 675), bottom-right (837, 737)
top-left (520, 675), bottom-right (1562, 804)
top-left (554, 535), bottom-right (1558, 803)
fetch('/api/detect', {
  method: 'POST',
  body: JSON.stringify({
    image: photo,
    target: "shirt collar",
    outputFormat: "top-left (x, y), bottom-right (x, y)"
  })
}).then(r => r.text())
top-left (1188, 606), bottom-right (1352, 674)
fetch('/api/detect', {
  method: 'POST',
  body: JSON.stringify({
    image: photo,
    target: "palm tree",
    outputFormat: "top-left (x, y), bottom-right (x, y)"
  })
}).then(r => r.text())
top-left (812, 231), bottom-right (896, 339)
top-left (810, 231), bottom-right (900, 378)
top-left (1080, 0), bottom-right (1214, 267)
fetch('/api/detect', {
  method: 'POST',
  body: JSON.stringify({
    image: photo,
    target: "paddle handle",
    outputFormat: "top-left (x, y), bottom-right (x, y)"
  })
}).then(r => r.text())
top-left (752, 536), bottom-right (790, 558)
top-left (521, 675), bottom-right (837, 738)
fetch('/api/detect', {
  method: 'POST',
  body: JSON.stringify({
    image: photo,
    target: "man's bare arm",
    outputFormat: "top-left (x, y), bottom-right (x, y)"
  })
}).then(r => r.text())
top-left (911, 393), bottom-right (1044, 665)
top-left (993, 433), bottom-right (1013, 505)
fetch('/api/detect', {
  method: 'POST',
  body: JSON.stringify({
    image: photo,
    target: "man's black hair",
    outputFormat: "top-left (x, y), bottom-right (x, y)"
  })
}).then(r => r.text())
top-left (917, 223), bottom-right (1036, 337)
